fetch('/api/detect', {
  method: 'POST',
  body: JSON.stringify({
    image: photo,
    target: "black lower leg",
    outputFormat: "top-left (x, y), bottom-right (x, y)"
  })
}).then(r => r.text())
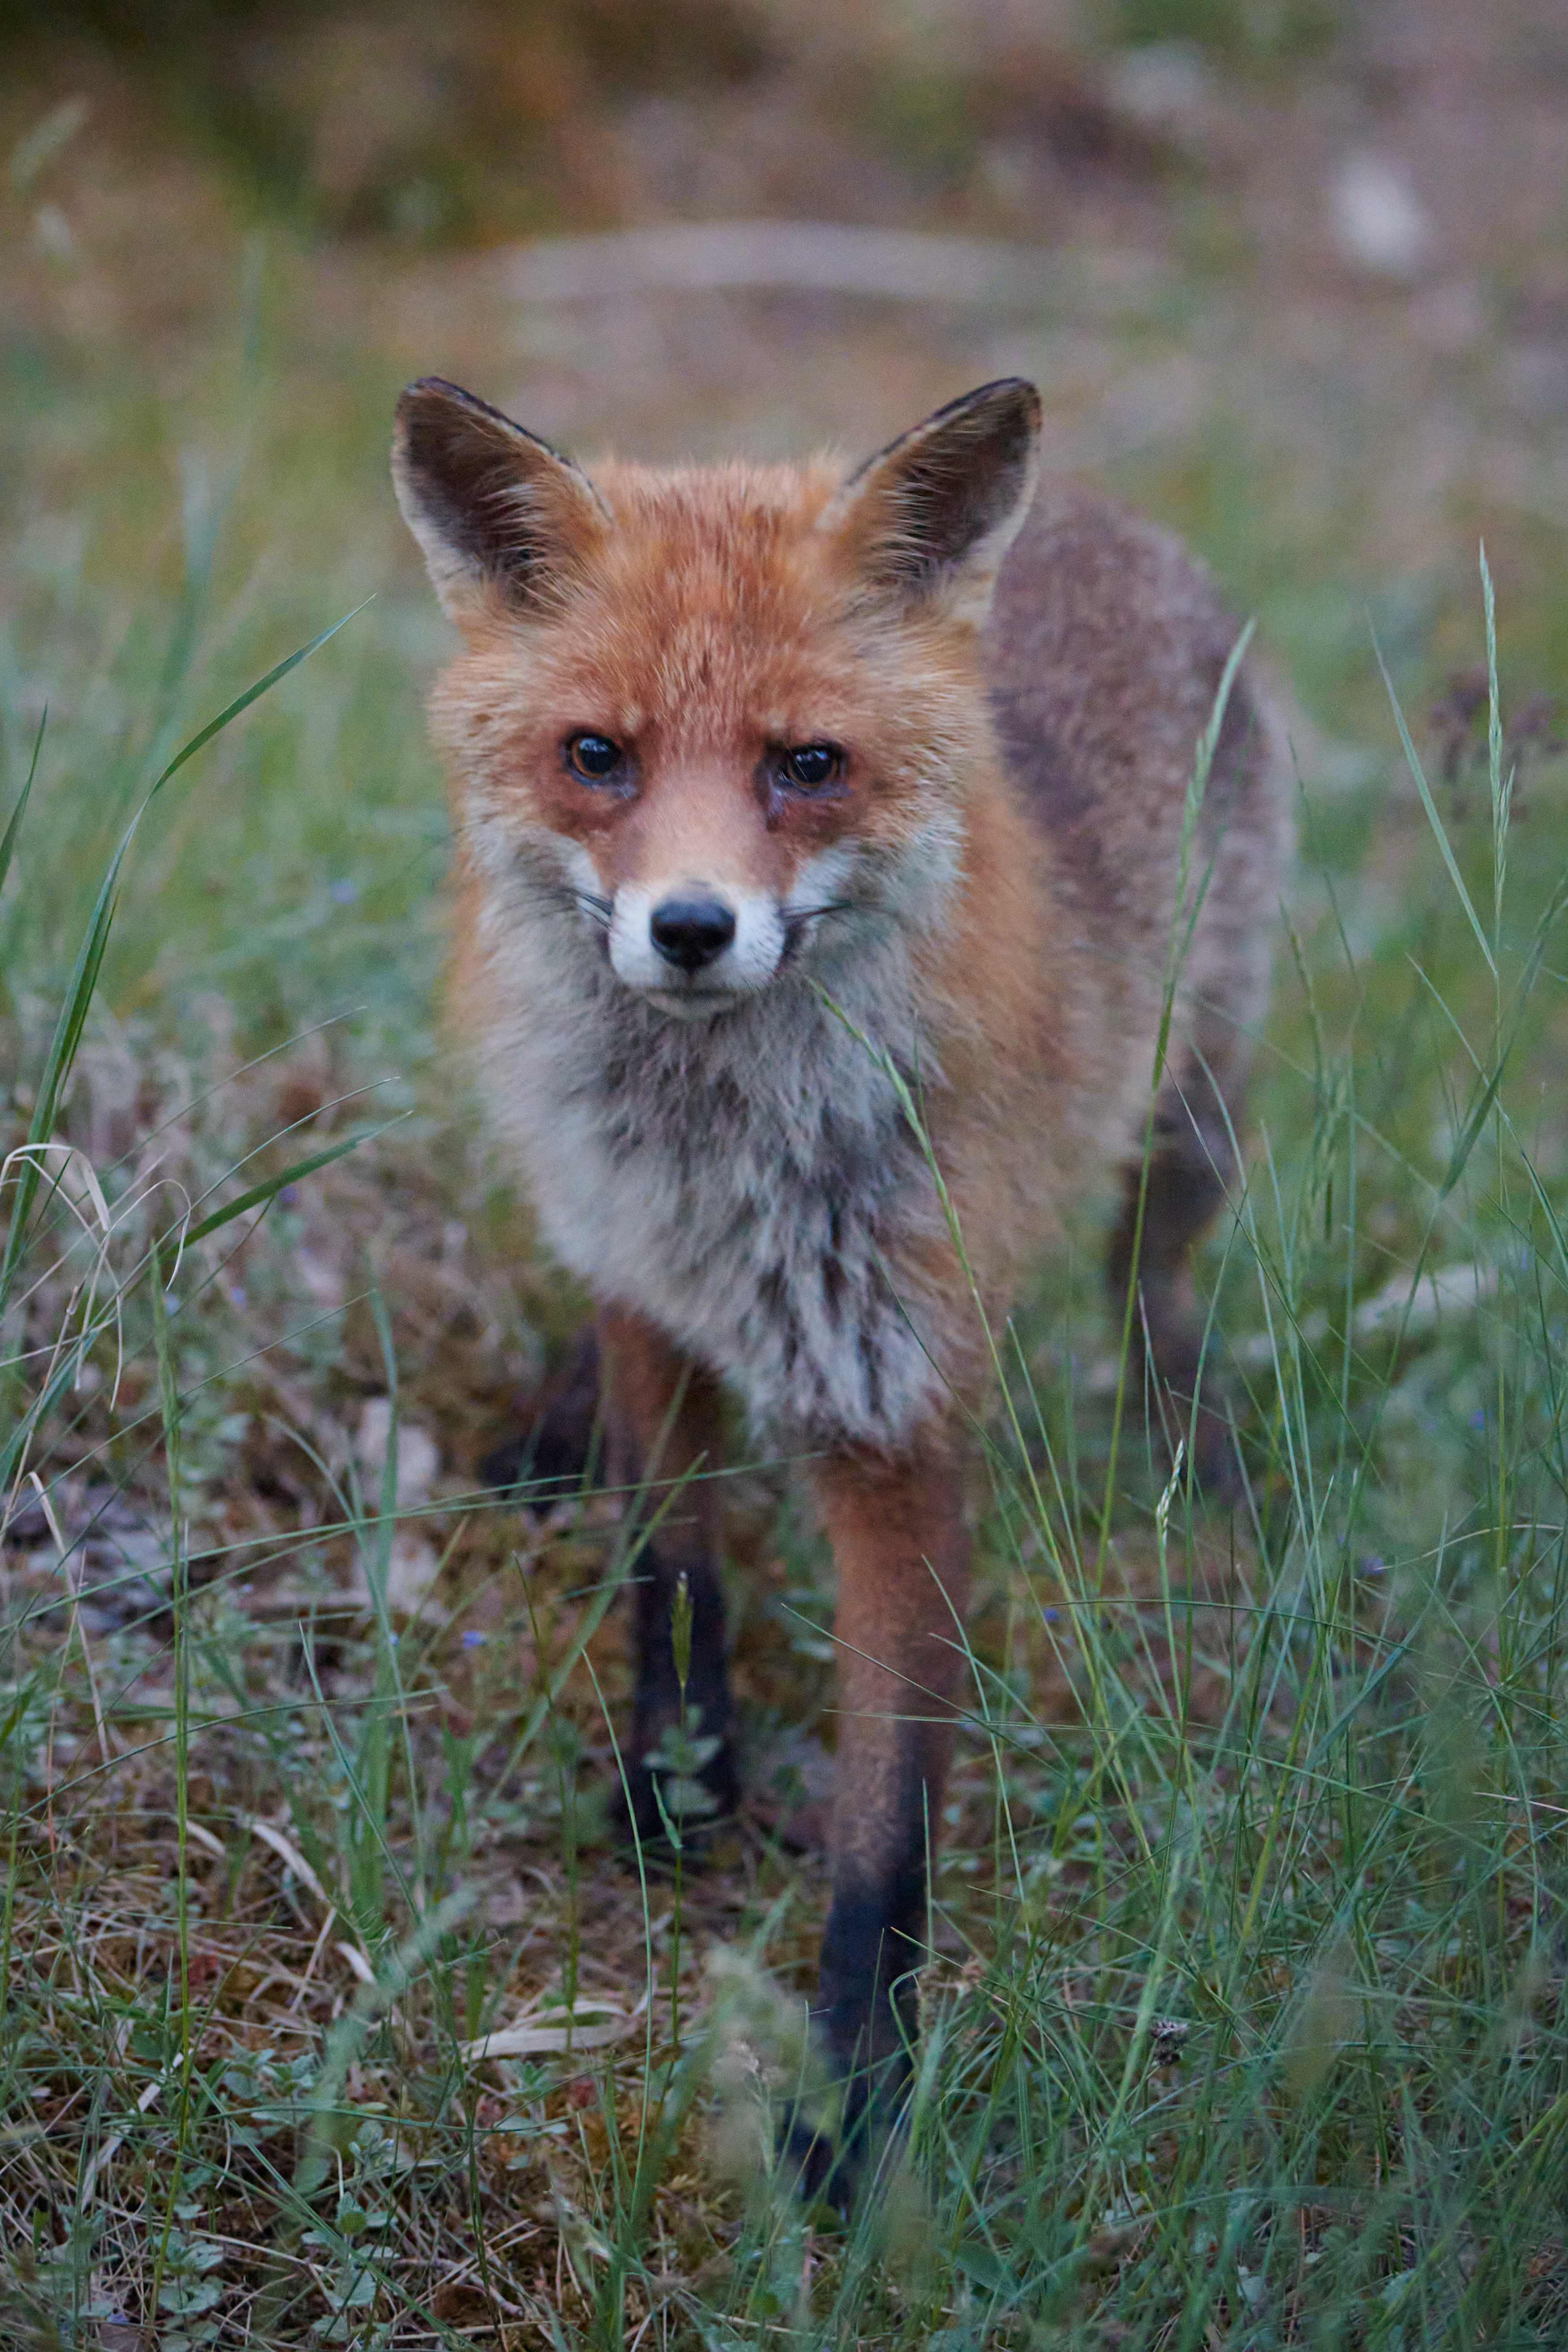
top-left (620, 1536), bottom-right (737, 1845)
top-left (481, 1324), bottom-right (601, 1495)
top-left (788, 1747), bottom-right (933, 2207)
top-left (818, 1856), bottom-right (924, 2097)
top-left (596, 1312), bottom-right (737, 1846)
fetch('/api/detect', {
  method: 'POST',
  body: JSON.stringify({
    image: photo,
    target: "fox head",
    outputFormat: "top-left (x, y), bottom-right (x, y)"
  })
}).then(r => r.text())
top-left (393, 377), bottom-right (1041, 1018)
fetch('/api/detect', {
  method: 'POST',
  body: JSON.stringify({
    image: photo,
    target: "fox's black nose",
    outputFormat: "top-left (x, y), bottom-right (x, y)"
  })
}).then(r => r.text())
top-left (649, 896), bottom-right (737, 972)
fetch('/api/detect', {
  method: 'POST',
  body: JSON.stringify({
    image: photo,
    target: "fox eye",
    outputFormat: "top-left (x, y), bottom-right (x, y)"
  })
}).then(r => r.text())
top-left (780, 742), bottom-right (843, 792)
top-left (564, 732), bottom-right (624, 782)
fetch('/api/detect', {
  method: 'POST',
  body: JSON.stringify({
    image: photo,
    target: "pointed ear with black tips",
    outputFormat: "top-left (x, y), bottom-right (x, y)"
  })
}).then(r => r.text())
top-left (822, 378), bottom-right (1042, 629)
top-left (392, 377), bottom-right (610, 628)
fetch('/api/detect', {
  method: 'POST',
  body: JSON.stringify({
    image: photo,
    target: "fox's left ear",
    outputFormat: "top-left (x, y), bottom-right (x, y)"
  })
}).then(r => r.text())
top-left (822, 378), bottom-right (1042, 630)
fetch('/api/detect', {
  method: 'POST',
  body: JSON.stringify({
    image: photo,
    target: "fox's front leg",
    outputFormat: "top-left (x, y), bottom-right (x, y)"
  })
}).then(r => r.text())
top-left (597, 1306), bottom-right (738, 1843)
top-left (801, 1434), bottom-right (972, 2193)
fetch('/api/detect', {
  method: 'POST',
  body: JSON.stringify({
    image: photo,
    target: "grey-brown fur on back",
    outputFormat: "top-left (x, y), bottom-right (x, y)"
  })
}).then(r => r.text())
top-left (986, 485), bottom-right (1291, 1483)
top-left (986, 483), bottom-right (1291, 1122)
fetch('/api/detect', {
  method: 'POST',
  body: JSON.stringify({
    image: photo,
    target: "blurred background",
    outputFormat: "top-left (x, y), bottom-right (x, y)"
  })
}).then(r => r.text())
top-left (6, 0), bottom-right (1566, 692)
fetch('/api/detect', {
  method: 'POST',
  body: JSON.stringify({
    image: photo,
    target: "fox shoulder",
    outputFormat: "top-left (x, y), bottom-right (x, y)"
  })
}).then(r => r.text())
top-left (986, 483), bottom-right (1292, 907)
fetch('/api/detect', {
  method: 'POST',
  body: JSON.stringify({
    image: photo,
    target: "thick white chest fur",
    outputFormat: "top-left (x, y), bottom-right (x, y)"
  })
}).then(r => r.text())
top-left (473, 879), bottom-right (956, 1450)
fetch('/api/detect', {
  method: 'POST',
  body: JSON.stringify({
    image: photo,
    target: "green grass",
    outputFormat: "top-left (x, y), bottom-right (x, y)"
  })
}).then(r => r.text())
top-left (6, 289), bottom-right (1568, 2351)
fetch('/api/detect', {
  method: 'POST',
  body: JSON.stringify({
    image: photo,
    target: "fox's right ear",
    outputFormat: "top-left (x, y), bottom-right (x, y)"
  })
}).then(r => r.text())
top-left (392, 378), bottom-right (610, 628)
top-left (823, 377), bottom-right (1041, 631)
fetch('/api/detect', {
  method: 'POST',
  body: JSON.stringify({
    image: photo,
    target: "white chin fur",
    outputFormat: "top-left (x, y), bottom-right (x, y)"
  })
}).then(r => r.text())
top-left (634, 985), bottom-right (746, 1021)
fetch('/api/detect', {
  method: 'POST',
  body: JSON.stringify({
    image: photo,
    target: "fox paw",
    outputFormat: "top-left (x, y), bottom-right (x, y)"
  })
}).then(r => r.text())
top-left (776, 2083), bottom-right (909, 2218)
top-left (481, 1328), bottom-right (602, 1497)
top-left (777, 2107), bottom-right (859, 2217)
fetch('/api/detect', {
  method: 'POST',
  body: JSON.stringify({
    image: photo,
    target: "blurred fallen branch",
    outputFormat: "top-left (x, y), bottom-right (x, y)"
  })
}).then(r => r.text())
top-left (460, 1998), bottom-right (629, 2062)
top-left (500, 221), bottom-right (1064, 308)
top-left (1080, 1258), bottom-right (1503, 1396)
top-left (1234, 1257), bottom-right (1503, 1371)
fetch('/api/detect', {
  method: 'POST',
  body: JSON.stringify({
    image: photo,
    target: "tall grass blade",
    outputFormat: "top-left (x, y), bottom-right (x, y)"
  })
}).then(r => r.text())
top-left (293, 1890), bottom-right (475, 2202)
top-left (1374, 623), bottom-right (1497, 978)
top-left (181, 1119), bottom-right (400, 1246)
top-left (143, 600), bottom-right (370, 806)
top-left (0, 609), bottom-right (367, 1304)
top-left (0, 709), bottom-right (45, 909)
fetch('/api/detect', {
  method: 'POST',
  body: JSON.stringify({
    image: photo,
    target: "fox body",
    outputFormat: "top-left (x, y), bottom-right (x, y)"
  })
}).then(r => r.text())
top-left (394, 376), bottom-right (1289, 2195)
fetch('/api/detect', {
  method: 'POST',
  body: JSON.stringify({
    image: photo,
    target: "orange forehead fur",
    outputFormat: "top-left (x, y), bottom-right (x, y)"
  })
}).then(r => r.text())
top-left (429, 452), bottom-right (997, 883)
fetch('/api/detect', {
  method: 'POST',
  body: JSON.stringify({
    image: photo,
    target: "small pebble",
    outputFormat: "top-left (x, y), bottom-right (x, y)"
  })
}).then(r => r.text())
top-left (1327, 152), bottom-right (1434, 282)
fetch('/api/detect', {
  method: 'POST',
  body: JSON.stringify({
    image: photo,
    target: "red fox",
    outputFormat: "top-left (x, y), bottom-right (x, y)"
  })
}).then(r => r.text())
top-left (393, 375), bottom-right (1290, 2196)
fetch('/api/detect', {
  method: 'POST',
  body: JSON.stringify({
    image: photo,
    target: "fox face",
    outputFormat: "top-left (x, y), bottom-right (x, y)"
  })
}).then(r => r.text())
top-left (394, 378), bottom-right (1042, 1018)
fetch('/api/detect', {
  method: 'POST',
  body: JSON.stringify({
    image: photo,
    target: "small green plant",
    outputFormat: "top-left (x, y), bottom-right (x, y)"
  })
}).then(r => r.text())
top-left (643, 1576), bottom-right (724, 1834)
top-left (153, 2225), bottom-right (226, 2351)
top-left (299, 2120), bottom-right (396, 2347)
